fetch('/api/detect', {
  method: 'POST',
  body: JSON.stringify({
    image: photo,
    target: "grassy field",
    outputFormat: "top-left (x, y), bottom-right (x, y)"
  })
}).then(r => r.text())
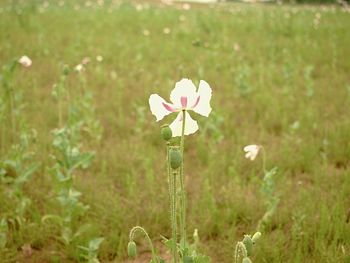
top-left (0, 0), bottom-right (350, 262)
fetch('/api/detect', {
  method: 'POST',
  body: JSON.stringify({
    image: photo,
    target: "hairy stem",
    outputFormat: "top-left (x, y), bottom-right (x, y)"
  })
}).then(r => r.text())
top-left (172, 170), bottom-right (178, 263)
top-left (129, 226), bottom-right (158, 263)
top-left (261, 145), bottom-right (267, 174)
top-left (167, 143), bottom-right (178, 263)
top-left (179, 110), bottom-right (187, 250)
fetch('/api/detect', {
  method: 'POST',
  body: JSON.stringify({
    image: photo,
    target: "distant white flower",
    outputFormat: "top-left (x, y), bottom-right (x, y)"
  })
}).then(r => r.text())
top-left (149, 78), bottom-right (212, 137)
top-left (75, 64), bottom-right (84, 72)
top-left (143, 29), bottom-right (150, 36)
top-left (96, 55), bottom-right (103, 62)
top-left (135, 4), bottom-right (143, 11)
top-left (163, 27), bottom-right (171, 34)
top-left (18, 56), bottom-right (32, 67)
top-left (182, 3), bottom-right (191, 10)
top-left (243, 145), bottom-right (260, 161)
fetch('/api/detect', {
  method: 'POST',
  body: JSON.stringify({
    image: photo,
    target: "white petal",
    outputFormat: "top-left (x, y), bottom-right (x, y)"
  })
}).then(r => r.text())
top-left (243, 144), bottom-right (260, 161)
top-left (192, 80), bottom-right (212, 117)
top-left (170, 78), bottom-right (198, 109)
top-left (18, 56), bottom-right (32, 67)
top-left (244, 145), bottom-right (258, 152)
top-left (245, 152), bottom-right (252, 159)
top-left (169, 112), bottom-right (199, 137)
top-left (149, 94), bottom-right (176, 121)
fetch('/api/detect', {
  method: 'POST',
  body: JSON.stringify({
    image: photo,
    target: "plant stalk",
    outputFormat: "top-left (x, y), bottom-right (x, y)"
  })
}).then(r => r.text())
top-left (179, 110), bottom-right (187, 250)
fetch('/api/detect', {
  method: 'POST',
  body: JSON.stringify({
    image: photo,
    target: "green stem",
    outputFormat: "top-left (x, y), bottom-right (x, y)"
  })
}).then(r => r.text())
top-left (167, 144), bottom-right (178, 263)
top-left (129, 226), bottom-right (158, 263)
top-left (58, 98), bottom-right (62, 127)
top-left (261, 145), bottom-right (267, 174)
top-left (172, 170), bottom-right (178, 263)
top-left (9, 88), bottom-right (16, 142)
top-left (179, 110), bottom-right (187, 250)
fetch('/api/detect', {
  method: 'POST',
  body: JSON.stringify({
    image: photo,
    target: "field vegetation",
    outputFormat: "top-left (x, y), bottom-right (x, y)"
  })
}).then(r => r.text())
top-left (0, 0), bottom-right (349, 262)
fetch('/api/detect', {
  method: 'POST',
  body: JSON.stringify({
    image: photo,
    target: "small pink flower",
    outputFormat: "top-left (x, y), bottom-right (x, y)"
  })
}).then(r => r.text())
top-left (149, 78), bottom-right (212, 137)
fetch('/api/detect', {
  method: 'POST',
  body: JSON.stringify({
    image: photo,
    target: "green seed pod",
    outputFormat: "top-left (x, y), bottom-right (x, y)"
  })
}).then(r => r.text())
top-left (252, 232), bottom-right (261, 244)
top-left (169, 148), bottom-right (182, 170)
top-left (242, 257), bottom-right (252, 263)
top-left (243, 235), bottom-right (253, 257)
top-left (127, 241), bottom-right (137, 258)
top-left (161, 125), bottom-right (172, 141)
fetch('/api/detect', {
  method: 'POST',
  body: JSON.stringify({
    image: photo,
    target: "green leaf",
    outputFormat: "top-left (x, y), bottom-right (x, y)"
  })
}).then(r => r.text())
top-left (88, 237), bottom-right (105, 251)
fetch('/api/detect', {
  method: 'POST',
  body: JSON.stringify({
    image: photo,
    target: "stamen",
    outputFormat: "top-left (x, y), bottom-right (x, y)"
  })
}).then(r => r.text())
top-left (180, 96), bottom-right (188, 108)
top-left (162, 102), bottom-right (177, 112)
top-left (191, 96), bottom-right (200, 108)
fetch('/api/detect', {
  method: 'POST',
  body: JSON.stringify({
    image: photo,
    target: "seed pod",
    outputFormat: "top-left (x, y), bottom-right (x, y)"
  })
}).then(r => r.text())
top-left (252, 232), bottom-right (261, 244)
top-left (161, 125), bottom-right (172, 141)
top-left (242, 257), bottom-right (252, 263)
top-left (243, 235), bottom-right (253, 257)
top-left (169, 148), bottom-right (182, 169)
top-left (127, 241), bottom-right (137, 258)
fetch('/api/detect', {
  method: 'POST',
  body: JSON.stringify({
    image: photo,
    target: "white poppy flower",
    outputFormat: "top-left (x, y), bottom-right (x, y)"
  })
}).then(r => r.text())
top-left (96, 55), bottom-right (103, 62)
top-left (149, 78), bottom-right (212, 137)
top-left (18, 56), bottom-right (32, 67)
top-left (243, 145), bottom-right (260, 161)
top-left (74, 64), bottom-right (84, 72)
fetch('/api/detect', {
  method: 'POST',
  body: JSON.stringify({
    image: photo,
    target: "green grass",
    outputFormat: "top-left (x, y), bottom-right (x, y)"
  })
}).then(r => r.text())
top-left (0, 0), bottom-right (350, 262)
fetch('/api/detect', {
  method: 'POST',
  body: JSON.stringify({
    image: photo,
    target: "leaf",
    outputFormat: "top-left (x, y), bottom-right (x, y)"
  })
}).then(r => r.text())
top-left (88, 237), bottom-right (104, 251)
top-left (15, 163), bottom-right (39, 184)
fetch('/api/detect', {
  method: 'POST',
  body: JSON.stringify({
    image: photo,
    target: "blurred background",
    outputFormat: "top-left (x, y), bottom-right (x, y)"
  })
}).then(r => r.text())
top-left (0, 0), bottom-right (349, 262)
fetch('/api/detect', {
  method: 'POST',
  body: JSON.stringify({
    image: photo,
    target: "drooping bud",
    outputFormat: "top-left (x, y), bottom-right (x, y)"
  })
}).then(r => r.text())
top-left (127, 241), bottom-right (137, 258)
top-left (252, 232), bottom-right (261, 244)
top-left (242, 257), bottom-right (252, 263)
top-left (161, 124), bottom-right (172, 141)
top-left (242, 235), bottom-right (253, 257)
top-left (169, 147), bottom-right (182, 170)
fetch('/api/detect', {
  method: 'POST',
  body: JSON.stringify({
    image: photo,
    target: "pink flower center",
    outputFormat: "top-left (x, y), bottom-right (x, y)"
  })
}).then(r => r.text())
top-left (181, 96), bottom-right (188, 108)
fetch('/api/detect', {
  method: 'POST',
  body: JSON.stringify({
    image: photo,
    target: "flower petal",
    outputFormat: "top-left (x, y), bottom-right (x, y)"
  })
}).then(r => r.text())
top-left (169, 112), bottom-right (199, 137)
top-left (243, 144), bottom-right (260, 161)
top-left (192, 80), bottom-right (212, 117)
top-left (170, 78), bottom-right (198, 108)
top-left (149, 94), bottom-right (176, 121)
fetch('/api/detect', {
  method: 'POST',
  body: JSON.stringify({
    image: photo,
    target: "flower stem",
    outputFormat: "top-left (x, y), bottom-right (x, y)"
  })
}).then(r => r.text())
top-left (129, 226), bottom-right (158, 263)
top-left (172, 170), bottom-right (178, 263)
top-left (260, 145), bottom-right (267, 174)
top-left (167, 144), bottom-right (178, 263)
top-left (179, 110), bottom-right (187, 251)
top-left (9, 87), bottom-right (16, 142)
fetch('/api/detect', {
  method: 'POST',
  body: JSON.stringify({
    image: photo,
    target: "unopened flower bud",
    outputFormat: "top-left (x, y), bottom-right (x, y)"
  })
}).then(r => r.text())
top-left (252, 232), bottom-right (261, 244)
top-left (242, 257), bottom-right (252, 263)
top-left (243, 235), bottom-right (253, 257)
top-left (161, 125), bottom-right (172, 141)
top-left (169, 148), bottom-right (182, 169)
top-left (127, 241), bottom-right (137, 258)
top-left (62, 64), bottom-right (70, 76)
